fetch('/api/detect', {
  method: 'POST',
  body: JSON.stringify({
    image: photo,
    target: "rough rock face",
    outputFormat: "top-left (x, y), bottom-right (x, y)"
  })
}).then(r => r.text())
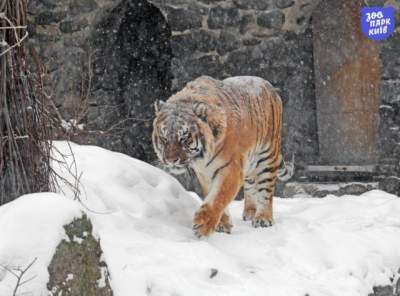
top-left (47, 215), bottom-right (113, 296)
top-left (27, 0), bottom-right (400, 188)
top-left (379, 176), bottom-right (400, 197)
top-left (368, 270), bottom-right (400, 296)
top-left (283, 182), bottom-right (379, 198)
top-left (87, 0), bottom-right (172, 161)
top-left (379, 27), bottom-right (400, 179)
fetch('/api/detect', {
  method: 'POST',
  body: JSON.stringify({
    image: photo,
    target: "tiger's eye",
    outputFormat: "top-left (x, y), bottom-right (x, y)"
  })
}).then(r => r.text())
top-left (180, 134), bottom-right (192, 146)
top-left (184, 137), bottom-right (192, 144)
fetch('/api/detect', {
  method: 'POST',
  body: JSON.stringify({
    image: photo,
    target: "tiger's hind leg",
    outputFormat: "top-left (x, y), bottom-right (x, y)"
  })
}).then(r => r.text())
top-left (246, 154), bottom-right (281, 228)
top-left (243, 176), bottom-right (257, 221)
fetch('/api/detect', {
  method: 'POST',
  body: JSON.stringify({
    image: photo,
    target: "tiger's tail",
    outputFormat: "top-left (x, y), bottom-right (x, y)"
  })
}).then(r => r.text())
top-left (277, 154), bottom-right (295, 182)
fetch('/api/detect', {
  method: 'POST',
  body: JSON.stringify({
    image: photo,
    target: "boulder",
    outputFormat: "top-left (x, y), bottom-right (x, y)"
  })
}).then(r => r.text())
top-left (379, 177), bottom-right (400, 196)
top-left (47, 215), bottom-right (113, 296)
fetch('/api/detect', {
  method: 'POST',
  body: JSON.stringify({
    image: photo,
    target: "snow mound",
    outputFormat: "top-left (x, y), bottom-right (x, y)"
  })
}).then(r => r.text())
top-left (52, 142), bottom-right (200, 229)
top-left (0, 193), bottom-right (82, 295)
top-left (1, 142), bottom-right (400, 296)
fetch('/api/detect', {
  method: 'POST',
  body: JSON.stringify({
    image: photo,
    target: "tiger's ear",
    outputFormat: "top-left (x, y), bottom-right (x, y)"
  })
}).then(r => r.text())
top-left (193, 102), bottom-right (226, 138)
top-left (154, 100), bottom-right (166, 113)
top-left (193, 102), bottom-right (209, 122)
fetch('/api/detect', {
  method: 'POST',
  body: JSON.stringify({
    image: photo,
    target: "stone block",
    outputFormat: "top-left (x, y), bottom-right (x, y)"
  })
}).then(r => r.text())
top-left (167, 7), bottom-right (203, 31)
top-left (40, 0), bottom-right (59, 8)
top-left (257, 9), bottom-right (285, 29)
top-left (171, 33), bottom-right (197, 57)
top-left (216, 31), bottom-right (240, 55)
top-left (35, 11), bottom-right (67, 25)
top-left (185, 54), bottom-right (222, 78)
top-left (233, 0), bottom-right (271, 10)
top-left (59, 19), bottom-right (88, 33)
top-left (275, 0), bottom-right (295, 9)
top-left (380, 32), bottom-right (400, 79)
top-left (197, 0), bottom-right (224, 4)
top-left (283, 182), bottom-right (378, 198)
top-left (193, 29), bottom-right (218, 53)
top-left (69, 0), bottom-right (98, 15)
top-left (379, 176), bottom-right (400, 196)
top-left (208, 6), bottom-right (241, 29)
top-left (380, 80), bottom-right (400, 104)
top-left (239, 14), bottom-right (255, 34)
top-left (224, 48), bottom-right (254, 76)
top-left (188, 2), bottom-right (210, 15)
top-left (242, 37), bottom-right (261, 46)
top-left (365, 0), bottom-right (386, 6)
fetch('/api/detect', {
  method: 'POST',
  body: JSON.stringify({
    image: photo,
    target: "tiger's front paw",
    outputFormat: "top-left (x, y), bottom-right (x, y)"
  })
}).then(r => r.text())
top-left (193, 204), bottom-right (220, 238)
top-left (216, 212), bottom-right (233, 234)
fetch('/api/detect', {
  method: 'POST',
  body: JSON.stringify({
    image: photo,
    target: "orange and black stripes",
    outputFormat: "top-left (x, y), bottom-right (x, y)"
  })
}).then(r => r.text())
top-left (152, 75), bottom-right (292, 237)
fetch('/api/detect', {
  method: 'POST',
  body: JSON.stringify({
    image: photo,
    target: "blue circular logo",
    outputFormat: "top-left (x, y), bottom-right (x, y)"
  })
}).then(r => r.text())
top-left (361, 6), bottom-right (396, 41)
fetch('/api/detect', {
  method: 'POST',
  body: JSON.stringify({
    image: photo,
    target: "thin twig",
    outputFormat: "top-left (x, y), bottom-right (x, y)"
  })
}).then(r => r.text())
top-left (0, 257), bottom-right (38, 296)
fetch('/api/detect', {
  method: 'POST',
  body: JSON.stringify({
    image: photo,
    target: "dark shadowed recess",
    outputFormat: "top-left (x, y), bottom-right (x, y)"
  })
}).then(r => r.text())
top-left (89, 0), bottom-right (172, 163)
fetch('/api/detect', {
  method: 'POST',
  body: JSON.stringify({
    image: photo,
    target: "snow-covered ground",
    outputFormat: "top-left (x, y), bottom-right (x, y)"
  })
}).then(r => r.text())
top-left (1, 142), bottom-right (400, 296)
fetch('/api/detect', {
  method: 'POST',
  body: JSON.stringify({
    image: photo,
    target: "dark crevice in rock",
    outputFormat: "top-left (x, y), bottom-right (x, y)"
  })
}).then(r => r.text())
top-left (88, 0), bottom-right (172, 162)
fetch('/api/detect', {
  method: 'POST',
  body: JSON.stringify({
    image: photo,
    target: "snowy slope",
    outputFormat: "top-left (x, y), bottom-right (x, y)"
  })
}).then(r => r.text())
top-left (0, 142), bottom-right (400, 296)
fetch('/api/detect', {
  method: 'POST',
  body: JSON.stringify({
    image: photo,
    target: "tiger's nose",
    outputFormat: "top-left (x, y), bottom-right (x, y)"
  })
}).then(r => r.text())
top-left (165, 156), bottom-right (180, 164)
top-left (172, 158), bottom-right (181, 164)
top-left (168, 157), bottom-right (188, 166)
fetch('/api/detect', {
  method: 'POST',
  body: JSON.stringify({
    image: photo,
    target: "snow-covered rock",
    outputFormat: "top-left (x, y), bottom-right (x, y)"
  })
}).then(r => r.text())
top-left (47, 215), bottom-right (113, 296)
top-left (0, 193), bottom-right (83, 295)
top-left (0, 142), bottom-right (400, 296)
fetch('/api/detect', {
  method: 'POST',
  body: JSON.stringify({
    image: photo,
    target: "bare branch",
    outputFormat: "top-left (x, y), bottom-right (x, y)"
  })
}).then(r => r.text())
top-left (0, 257), bottom-right (38, 296)
top-left (0, 0), bottom-right (76, 203)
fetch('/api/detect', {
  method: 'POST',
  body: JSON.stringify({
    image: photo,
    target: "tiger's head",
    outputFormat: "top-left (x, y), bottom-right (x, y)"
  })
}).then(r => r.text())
top-left (152, 99), bottom-right (226, 174)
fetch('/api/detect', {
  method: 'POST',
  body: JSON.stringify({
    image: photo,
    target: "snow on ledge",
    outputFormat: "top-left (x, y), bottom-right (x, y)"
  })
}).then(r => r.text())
top-left (0, 141), bottom-right (400, 296)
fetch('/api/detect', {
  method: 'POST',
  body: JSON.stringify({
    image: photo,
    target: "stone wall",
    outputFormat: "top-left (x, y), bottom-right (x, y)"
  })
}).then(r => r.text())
top-left (27, 0), bottom-right (400, 186)
top-left (29, 0), bottom-right (173, 162)
top-left (28, 0), bottom-right (319, 164)
top-left (379, 16), bottom-right (400, 177)
top-left (159, 0), bottom-right (320, 169)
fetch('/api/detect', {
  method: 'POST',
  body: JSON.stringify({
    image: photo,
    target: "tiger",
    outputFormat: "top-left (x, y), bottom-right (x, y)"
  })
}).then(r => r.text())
top-left (152, 75), bottom-right (293, 237)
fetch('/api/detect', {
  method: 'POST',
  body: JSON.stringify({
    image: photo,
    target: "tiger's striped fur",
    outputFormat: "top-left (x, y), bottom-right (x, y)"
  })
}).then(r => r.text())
top-left (152, 76), bottom-right (292, 237)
